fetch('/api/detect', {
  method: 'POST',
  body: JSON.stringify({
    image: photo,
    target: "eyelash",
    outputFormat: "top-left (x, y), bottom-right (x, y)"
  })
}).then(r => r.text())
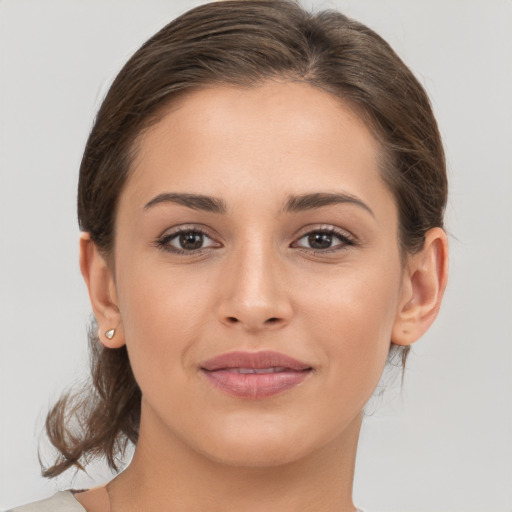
top-left (292, 227), bottom-right (356, 254)
top-left (154, 225), bottom-right (356, 256)
top-left (154, 226), bottom-right (218, 256)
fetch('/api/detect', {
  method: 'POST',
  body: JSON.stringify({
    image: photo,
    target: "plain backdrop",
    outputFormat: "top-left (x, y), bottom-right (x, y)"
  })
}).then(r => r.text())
top-left (0, 1), bottom-right (511, 511)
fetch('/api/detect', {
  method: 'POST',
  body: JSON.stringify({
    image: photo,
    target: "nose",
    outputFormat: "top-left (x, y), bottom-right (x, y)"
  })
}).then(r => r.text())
top-left (216, 239), bottom-right (293, 332)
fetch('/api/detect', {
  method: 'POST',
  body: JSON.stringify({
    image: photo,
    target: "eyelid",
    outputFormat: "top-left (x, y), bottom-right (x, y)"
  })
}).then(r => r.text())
top-left (158, 223), bottom-right (217, 239)
top-left (294, 224), bottom-right (355, 241)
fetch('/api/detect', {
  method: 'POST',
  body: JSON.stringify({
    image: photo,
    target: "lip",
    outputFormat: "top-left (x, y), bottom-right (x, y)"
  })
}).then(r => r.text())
top-left (200, 350), bottom-right (312, 399)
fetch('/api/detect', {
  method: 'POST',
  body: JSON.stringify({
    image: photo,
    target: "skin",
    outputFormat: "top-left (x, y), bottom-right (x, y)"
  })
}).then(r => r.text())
top-left (78, 81), bottom-right (448, 512)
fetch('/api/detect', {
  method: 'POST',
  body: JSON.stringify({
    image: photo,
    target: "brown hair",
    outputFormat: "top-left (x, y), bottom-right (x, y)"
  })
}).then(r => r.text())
top-left (42, 0), bottom-right (446, 477)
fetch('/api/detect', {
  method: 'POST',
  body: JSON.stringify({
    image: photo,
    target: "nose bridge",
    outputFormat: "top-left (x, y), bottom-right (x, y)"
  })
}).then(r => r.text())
top-left (218, 231), bottom-right (292, 330)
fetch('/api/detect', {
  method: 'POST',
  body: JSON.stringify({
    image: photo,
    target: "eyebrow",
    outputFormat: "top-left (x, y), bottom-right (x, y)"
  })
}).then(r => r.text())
top-left (144, 193), bottom-right (227, 213)
top-left (282, 192), bottom-right (374, 217)
top-left (144, 191), bottom-right (373, 217)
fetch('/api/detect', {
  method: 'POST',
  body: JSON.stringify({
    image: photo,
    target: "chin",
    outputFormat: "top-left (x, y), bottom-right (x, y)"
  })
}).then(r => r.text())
top-left (190, 413), bottom-right (350, 469)
top-left (202, 437), bottom-right (315, 469)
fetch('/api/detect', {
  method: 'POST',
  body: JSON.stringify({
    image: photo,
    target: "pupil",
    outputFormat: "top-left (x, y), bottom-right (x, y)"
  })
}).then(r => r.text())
top-left (308, 232), bottom-right (332, 249)
top-left (179, 232), bottom-right (203, 250)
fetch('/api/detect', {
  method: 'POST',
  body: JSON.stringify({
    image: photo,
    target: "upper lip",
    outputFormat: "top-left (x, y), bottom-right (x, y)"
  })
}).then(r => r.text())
top-left (201, 350), bottom-right (312, 372)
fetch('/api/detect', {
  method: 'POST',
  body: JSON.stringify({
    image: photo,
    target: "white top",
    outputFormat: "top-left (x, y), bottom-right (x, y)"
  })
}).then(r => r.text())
top-left (6, 492), bottom-right (85, 512)
top-left (6, 491), bottom-right (366, 511)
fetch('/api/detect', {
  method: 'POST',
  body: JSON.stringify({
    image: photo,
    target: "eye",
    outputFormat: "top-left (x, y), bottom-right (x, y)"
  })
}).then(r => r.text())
top-left (293, 228), bottom-right (355, 252)
top-left (156, 228), bottom-right (220, 254)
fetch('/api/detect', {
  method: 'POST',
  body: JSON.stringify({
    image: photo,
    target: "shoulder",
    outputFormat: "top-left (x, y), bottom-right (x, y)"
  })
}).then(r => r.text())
top-left (5, 491), bottom-right (86, 512)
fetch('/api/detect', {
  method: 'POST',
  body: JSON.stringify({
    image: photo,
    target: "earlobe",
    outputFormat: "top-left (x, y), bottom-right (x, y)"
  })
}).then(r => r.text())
top-left (79, 232), bottom-right (125, 348)
top-left (392, 227), bottom-right (449, 346)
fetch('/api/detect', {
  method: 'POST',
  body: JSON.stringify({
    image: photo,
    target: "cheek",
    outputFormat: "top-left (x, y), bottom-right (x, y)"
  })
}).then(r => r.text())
top-left (115, 261), bottom-right (213, 382)
top-left (297, 262), bottom-right (402, 397)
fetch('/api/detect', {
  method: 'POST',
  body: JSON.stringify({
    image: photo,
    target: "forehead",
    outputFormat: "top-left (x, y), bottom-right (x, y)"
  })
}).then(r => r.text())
top-left (124, 81), bottom-right (394, 217)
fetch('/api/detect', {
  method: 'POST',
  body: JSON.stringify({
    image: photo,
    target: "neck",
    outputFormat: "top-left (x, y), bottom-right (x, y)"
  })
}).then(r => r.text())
top-left (108, 403), bottom-right (362, 512)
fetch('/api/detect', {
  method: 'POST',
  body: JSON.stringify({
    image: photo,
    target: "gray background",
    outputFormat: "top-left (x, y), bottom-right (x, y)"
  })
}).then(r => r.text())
top-left (1, 1), bottom-right (511, 511)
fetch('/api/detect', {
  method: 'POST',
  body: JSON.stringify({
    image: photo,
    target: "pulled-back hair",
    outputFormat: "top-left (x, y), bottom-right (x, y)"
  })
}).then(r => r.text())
top-left (42, 0), bottom-right (446, 477)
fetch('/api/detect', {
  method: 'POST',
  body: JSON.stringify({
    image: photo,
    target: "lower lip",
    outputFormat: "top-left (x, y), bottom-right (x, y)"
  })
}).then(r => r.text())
top-left (202, 369), bottom-right (310, 399)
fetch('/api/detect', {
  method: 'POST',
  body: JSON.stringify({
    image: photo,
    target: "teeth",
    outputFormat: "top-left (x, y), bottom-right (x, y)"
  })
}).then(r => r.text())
top-left (231, 367), bottom-right (287, 374)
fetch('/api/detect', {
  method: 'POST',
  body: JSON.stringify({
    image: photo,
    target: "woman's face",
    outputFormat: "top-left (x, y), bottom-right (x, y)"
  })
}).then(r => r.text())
top-left (111, 81), bottom-right (409, 466)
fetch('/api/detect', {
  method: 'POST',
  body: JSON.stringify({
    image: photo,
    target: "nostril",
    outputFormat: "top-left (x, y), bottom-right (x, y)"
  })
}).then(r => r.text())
top-left (222, 316), bottom-right (285, 329)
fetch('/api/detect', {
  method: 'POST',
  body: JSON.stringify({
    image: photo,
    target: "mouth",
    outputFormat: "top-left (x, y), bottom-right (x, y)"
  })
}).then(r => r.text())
top-left (200, 351), bottom-right (313, 399)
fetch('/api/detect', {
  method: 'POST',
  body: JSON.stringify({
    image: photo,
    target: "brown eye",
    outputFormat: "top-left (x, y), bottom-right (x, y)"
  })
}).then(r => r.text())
top-left (156, 228), bottom-right (220, 254)
top-left (294, 229), bottom-right (354, 252)
top-left (307, 232), bottom-right (334, 249)
top-left (178, 231), bottom-right (205, 250)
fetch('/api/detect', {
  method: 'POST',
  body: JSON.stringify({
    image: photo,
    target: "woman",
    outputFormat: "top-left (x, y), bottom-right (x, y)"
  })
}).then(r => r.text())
top-left (8, 1), bottom-right (448, 511)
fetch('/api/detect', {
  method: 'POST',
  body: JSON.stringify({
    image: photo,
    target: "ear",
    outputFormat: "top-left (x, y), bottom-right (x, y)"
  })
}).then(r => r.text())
top-left (79, 232), bottom-right (125, 348)
top-left (392, 227), bottom-right (449, 346)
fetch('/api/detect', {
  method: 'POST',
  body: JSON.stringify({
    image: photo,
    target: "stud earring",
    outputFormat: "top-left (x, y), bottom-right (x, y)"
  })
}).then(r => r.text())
top-left (105, 328), bottom-right (115, 340)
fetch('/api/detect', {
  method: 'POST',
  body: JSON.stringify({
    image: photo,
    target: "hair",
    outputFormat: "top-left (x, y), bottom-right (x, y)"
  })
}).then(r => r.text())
top-left (41, 0), bottom-right (447, 477)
